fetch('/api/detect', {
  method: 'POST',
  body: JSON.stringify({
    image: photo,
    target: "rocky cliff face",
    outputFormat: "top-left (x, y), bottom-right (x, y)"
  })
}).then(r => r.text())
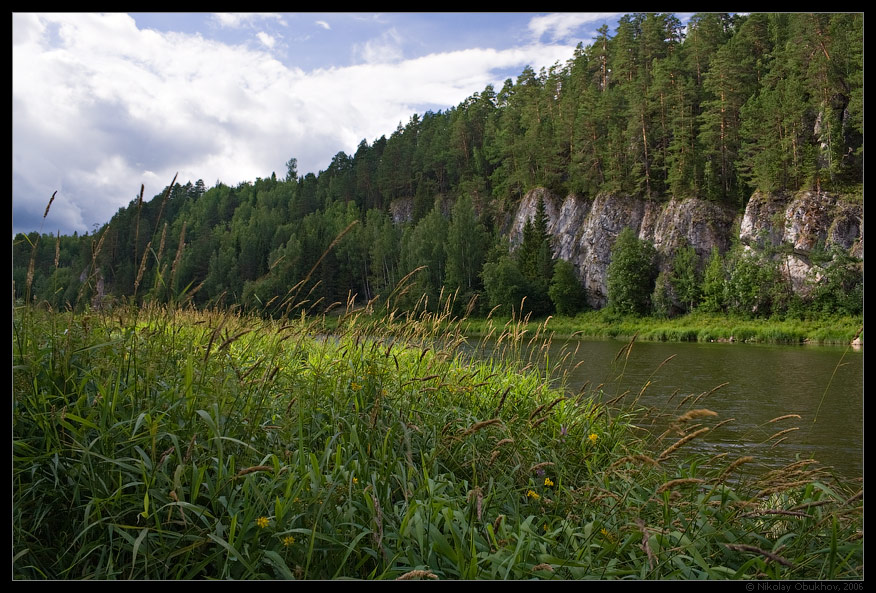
top-left (739, 191), bottom-right (863, 293)
top-left (511, 188), bottom-right (862, 308)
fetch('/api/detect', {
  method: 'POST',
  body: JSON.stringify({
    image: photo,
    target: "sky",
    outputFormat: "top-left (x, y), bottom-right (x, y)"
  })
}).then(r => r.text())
top-left (12, 12), bottom-right (689, 237)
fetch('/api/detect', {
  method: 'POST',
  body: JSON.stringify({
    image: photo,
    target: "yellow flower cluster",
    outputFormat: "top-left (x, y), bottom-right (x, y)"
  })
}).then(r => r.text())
top-left (588, 433), bottom-right (598, 443)
top-left (283, 535), bottom-right (295, 547)
top-left (351, 382), bottom-right (363, 392)
top-left (544, 477), bottom-right (554, 487)
top-left (256, 516), bottom-right (269, 528)
top-left (526, 489), bottom-right (540, 500)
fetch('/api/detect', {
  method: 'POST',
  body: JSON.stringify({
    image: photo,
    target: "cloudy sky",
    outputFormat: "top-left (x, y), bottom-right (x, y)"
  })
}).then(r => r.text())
top-left (13, 12), bottom-right (680, 237)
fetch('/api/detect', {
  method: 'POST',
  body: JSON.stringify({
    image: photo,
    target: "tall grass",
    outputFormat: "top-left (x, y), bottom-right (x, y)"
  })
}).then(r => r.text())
top-left (12, 300), bottom-right (863, 579)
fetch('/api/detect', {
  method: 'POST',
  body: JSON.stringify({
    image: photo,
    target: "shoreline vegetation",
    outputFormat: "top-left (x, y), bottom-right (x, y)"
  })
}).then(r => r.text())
top-left (456, 310), bottom-right (863, 347)
top-left (13, 301), bottom-right (863, 580)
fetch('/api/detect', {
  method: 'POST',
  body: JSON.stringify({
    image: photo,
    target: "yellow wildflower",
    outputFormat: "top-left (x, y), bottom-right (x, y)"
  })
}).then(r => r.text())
top-left (526, 489), bottom-right (540, 500)
top-left (544, 477), bottom-right (554, 487)
top-left (256, 516), bottom-right (269, 528)
top-left (283, 535), bottom-right (295, 547)
top-left (352, 477), bottom-right (359, 484)
top-left (588, 433), bottom-right (598, 443)
top-left (351, 382), bottom-right (362, 392)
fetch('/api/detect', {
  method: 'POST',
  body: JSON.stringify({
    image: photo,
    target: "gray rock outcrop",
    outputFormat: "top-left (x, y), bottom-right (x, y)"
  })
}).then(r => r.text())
top-left (511, 188), bottom-right (862, 308)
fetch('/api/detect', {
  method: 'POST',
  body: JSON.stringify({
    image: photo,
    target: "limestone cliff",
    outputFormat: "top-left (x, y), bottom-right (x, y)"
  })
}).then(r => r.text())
top-left (511, 188), bottom-right (862, 308)
top-left (739, 191), bottom-right (863, 293)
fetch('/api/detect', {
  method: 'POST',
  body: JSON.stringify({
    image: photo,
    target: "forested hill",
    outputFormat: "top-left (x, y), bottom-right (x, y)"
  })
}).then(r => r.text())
top-left (14, 13), bottom-right (863, 319)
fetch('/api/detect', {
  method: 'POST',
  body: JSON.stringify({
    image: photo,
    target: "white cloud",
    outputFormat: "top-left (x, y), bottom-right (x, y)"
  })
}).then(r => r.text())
top-left (315, 20), bottom-right (330, 30)
top-left (12, 13), bottom-right (581, 236)
top-left (353, 27), bottom-right (404, 64)
top-left (528, 12), bottom-right (619, 42)
top-left (257, 31), bottom-right (276, 48)
top-left (212, 12), bottom-right (286, 29)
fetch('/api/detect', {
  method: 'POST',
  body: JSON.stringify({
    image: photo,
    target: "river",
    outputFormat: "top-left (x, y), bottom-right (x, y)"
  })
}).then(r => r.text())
top-left (466, 335), bottom-right (863, 481)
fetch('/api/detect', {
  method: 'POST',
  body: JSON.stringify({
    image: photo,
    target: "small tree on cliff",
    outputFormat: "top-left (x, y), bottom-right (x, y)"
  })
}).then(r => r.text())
top-left (607, 227), bottom-right (657, 316)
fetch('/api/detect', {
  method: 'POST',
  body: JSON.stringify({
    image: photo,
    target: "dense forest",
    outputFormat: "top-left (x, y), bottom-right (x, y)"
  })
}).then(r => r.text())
top-left (13, 13), bottom-right (863, 319)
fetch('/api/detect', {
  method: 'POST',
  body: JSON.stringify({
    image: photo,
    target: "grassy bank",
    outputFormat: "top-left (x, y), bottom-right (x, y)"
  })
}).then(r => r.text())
top-left (13, 304), bottom-right (863, 579)
top-left (461, 310), bottom-right (863, 346)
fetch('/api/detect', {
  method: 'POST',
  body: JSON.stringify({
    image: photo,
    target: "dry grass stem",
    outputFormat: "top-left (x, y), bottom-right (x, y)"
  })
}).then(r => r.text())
top-left (719, 456), bottom-right (754, 480)
top-left (43, 191), bottom-right (57, 219)
top-left (755, 480), bottom-right (818, 499)
top-left (530, 416), bottom-right (549, 428)
top-left (609, 454), bottom-right (659, 470)
top-left (170, 221), bottom-right (187, 290)
top-left (657, 427), bottom-right (710, 461)
top-left (768, 414), bottom-right (802, 423)
top-left (529, 462), bottom-right (555, 473)
top-left (740, 509), bottom-right (808, 519)
top-left (636, 519), bottom-right (657, 570)
top-left (468, 486), bottom-right (484, 521)
top-left (395, 570), bottom-right (438, 580)
top-left (676, 409), bottom-right (718, 423)
top-left (134, 241), bottom-right (152, 294)
top-left (844, 490), bottom-right (863, 505)
top-left (656, 478), bottom-right (705, 494)
top-left (218, 329), bottom-right (253, 352)
top-left (528, 402), bottom-right (547, 420)
top-left (712, 418), bottom-right (736, 431)
top-left (766, 427), bottom-right (799, 442)
top-left (236, 465), bottom-right (273, 477)
top-left (543, 396), bottom-right (565, 415)
top-left (606, 390), bottom-right (631, 407)
top-left (725, 544), bottom-right (795, 568)
top-left (156, 222), bottom-right (168, 264)
top-left (693, 382), bottom-right (729, 405)
top-left (460, 418), bottom-right (503, 437)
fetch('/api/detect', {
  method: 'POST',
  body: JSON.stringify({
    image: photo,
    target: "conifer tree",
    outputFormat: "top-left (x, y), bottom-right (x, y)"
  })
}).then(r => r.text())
top-left (606, 227), bottom-right (657, 315)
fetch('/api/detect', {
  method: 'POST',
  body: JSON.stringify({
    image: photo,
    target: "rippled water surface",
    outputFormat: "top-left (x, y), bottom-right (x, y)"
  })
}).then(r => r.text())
top-left (468, 336), bottom-right (863, 480)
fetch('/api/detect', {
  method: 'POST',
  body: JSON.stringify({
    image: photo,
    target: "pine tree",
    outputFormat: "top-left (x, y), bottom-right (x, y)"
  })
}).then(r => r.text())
top-left (516, 197), bottom-right (554, 314)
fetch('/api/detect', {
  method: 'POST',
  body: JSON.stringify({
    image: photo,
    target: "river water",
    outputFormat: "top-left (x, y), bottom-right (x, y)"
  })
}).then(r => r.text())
top-left (466, 336), bottom-right (863, 481)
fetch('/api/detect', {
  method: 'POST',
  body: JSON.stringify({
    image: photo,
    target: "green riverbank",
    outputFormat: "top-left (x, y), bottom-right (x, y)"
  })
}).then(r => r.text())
top-left (460, 310), bottom-right (863, 346)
